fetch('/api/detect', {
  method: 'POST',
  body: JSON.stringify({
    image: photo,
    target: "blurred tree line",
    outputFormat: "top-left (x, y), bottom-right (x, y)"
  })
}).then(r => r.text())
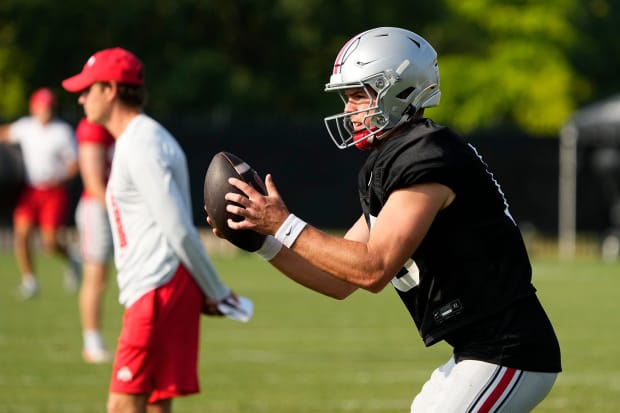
top-left (1, 0), bottom-right (619, 137)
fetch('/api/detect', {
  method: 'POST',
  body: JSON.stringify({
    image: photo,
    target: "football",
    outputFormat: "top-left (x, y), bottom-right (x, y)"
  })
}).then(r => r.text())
top-left (203, 151), bottom-right (267, 252)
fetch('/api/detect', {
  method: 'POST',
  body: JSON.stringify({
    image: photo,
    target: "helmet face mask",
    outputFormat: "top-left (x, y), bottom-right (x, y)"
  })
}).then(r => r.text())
top-left (324, 27), bottom-right (441, 150)
top-left (324, 74), bottom-right (391, 149)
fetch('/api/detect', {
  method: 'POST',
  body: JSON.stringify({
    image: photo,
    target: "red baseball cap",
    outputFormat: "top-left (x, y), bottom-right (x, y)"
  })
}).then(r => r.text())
top-left (29, 88), bottom-right (55, 109)
top-left (62, 47), bottom-right (144, 92)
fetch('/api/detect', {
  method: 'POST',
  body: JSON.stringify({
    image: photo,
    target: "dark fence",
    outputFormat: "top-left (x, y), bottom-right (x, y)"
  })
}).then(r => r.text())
top-left (0, 120), bottom-right (616, 237)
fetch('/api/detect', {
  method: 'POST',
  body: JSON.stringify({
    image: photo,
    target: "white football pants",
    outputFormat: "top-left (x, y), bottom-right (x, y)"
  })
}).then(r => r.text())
top-left (411, 356), bottom-right (558, 412)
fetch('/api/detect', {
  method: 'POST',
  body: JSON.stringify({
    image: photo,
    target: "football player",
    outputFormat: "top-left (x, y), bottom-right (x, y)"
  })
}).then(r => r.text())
top-left (0, 88), bottom-right (80, 299)
top-left (62, 47), bottom-right (240, 413)
top-left (221, 27), bottom-right (561, 412)
top-left (74, 118), bottom-right (115, 363)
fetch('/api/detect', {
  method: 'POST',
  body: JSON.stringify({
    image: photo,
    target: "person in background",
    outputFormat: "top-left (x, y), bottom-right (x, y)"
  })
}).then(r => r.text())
top-left (0, 87), bottom-right (81, 299)
top-left (62, 47), bottom-right (241, 413)
top-left (75, 117), bottom-right (115, 363)
top-left (218, 27), bottom-right (561, 412)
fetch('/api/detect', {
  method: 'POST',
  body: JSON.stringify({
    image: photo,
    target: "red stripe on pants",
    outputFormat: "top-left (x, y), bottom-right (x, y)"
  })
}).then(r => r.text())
top-left (478, 368), bottom-right (517, 412)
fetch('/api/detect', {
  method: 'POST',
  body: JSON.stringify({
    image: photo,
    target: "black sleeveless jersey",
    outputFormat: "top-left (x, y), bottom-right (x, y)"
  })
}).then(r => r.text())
top-left (358, 119), bottom-right (561, 372)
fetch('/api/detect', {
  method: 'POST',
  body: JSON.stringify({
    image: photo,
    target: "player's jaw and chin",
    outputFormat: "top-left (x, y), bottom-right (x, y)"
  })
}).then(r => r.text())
top-left (345, 89), bottom-right (380, 150)
top-left (350, 113), bottom-right (381, 151)
top-left (79, 84), bottom-right (112, 129)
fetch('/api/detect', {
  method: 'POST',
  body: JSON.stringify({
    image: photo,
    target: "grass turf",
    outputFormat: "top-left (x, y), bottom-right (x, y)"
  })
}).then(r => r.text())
top-left (0, 251), bottom-right (619, 412)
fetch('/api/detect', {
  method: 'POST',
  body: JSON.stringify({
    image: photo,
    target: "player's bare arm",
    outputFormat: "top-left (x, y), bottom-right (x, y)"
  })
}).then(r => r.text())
top-left (343, 214), bottom-right (371, 243)
top-left (269, 248), bottom-right (359, 299)
top-left (268, 215), bottom-right (369, 299)
top-left (226, 174), bottom-right (454, 293)
top-left (0, 125), bottom-right (11, 142)
top-left (64, 159), bottom-right (79, 182)
top-left (207, 211), bottom-right (358, 299)
top-left (78, 142), bottom-right (108, 205)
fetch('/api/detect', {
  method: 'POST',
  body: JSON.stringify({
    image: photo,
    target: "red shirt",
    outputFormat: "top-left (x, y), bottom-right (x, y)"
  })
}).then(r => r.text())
top-left (76, 118), bottom-right (115, 198)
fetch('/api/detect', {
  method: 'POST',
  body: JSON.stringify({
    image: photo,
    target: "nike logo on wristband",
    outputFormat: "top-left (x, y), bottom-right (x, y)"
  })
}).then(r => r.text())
top-left (276, 214), bottom-right (307, 248)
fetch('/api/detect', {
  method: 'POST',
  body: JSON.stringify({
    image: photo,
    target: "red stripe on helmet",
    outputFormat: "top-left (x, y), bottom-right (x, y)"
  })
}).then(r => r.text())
top-left (332, 31), bottom-right (364, 75)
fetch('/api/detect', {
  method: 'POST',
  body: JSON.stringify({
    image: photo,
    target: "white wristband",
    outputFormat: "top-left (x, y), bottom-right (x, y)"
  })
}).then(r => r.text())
top-left (274, 214), bottom-right (307, 248)
top-left (255, 235), bottom-right (283, 261)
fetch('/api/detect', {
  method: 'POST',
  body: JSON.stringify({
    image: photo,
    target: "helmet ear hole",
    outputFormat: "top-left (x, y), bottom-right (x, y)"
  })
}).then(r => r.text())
top-left (396, 86), bottom-right (415, 100)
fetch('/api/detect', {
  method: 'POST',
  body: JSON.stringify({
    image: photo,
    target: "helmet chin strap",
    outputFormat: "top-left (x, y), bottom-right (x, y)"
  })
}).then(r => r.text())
top-left (353, 129), bottom-right (380, 150)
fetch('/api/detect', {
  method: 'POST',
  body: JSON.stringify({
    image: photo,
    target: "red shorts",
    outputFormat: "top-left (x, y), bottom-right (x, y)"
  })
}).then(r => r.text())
top-left (109, 265), bottom-right (205, 403)
top-left (13, 186), bottom-right (68, 230)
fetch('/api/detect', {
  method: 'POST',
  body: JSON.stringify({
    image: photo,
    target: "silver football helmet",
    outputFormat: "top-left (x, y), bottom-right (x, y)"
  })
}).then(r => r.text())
top-left (324, 27), bottom-right (440, 150)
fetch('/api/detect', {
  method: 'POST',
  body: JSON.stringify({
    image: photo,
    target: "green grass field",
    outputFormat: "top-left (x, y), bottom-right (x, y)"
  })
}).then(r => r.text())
top-left (0, 250), bottom-right (619, 412)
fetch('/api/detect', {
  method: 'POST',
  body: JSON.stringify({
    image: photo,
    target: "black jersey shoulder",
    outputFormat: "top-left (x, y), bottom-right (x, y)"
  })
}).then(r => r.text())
top-left (362, 119), bottom-right (478, 204)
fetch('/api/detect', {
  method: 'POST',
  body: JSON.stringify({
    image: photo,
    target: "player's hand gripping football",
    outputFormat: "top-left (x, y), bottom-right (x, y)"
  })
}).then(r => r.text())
top-left (224, 174), bottom-right (290, 236)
